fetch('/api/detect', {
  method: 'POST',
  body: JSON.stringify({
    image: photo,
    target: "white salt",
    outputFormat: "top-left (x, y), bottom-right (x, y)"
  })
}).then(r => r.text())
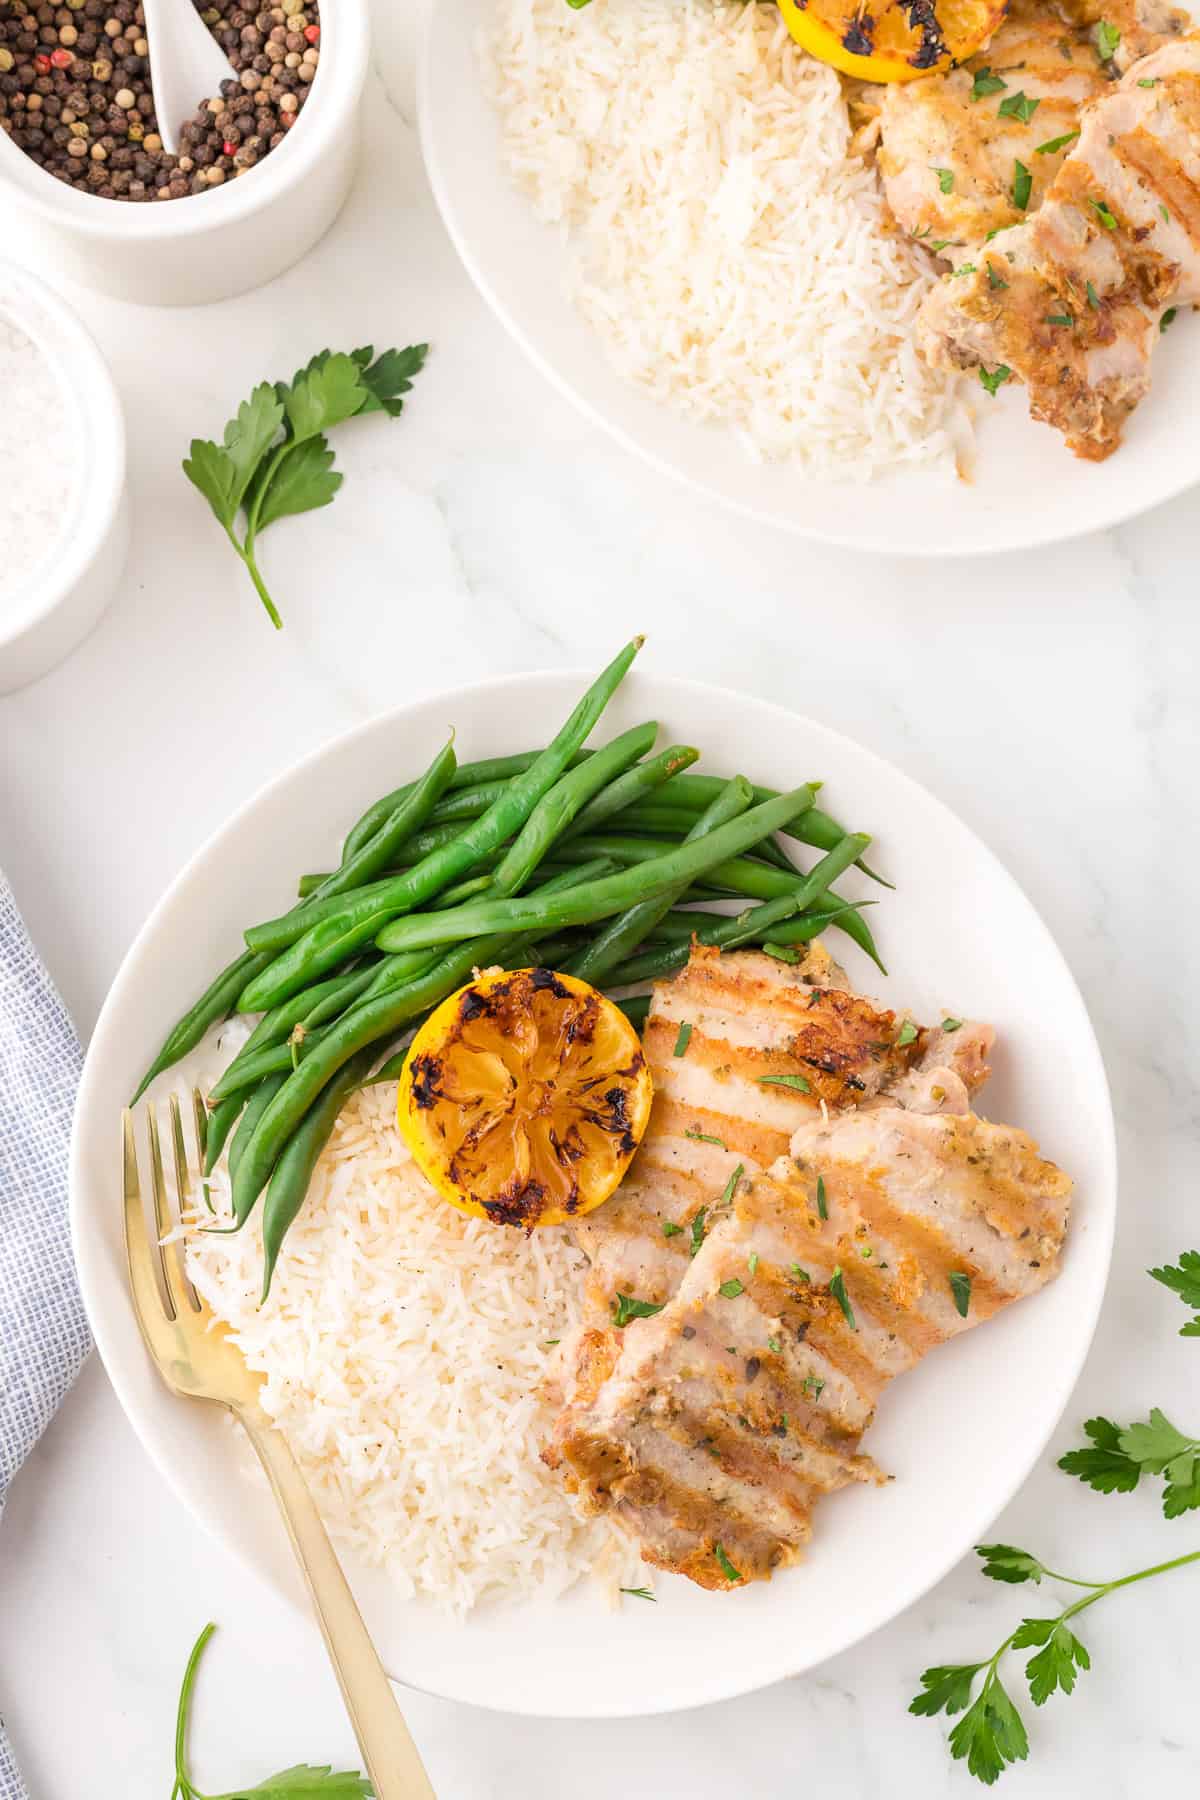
top-left (0, 308), bottom-right (79, 608)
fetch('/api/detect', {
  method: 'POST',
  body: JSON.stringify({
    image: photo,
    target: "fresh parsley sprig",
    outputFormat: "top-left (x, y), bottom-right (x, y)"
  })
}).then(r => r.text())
top-left (183, 345), bottom-right (428, 629)
top-left (910, 1542), bottom-right (1200, 1785)
top-left (912, 1249), bottom-right (1200, 1782)
top-left (171, 1624), bottom-right (372, 1799)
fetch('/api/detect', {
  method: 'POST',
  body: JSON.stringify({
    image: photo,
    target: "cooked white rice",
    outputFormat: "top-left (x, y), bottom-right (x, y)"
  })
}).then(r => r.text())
top-left (181, 1050), bottom-right (638, 1615)
top-left (483, 0), bottom-right (967, 478)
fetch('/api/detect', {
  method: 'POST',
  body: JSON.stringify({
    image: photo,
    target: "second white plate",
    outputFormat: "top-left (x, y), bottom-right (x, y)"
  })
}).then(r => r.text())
top-left (419, 0), bottom-right (1200, 555)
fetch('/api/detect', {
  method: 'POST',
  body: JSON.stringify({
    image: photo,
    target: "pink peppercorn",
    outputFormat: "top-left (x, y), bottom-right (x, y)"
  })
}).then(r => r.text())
top-left (34, 53), bottom-right (51, 73)
top-left (50, 48), bottom-right (73, 68)
top-left (304, 23), bottom-right (319, 42)
top-left (223, 139), bottom-right (236, 154)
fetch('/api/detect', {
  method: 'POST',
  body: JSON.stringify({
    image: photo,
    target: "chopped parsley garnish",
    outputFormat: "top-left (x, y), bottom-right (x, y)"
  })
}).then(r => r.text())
top-left (758, 1073), bottom-right (811, 1092)
top-left (1160, 203), bottom-right (1171, 224)
top-left (1095, 18), bottom-right (1121, 60)
top-left (662, 1220), bottom-right (683, 1238)
top-left (985, 224), bottom-right (1016, 241)
top-left (620, 1587), bottom-right (656, 1601)
top-left (790, 1263), bottom-right (811, 1283)
top-left (1087, 281), bottom-right (1100, 310)
top-left (896, 1020), bottom-right (919, 1048)
top-left (830, 1266), bottom-right (857, 1330)
top-left (942, 1016), bottom-right (964, 1031)
top-left (762, 941), bottom-right (801, 964)
top-left (1045, 313), bottom-right (1074, 327)
top-left (1012, 159), bottom-right (1032, 211)
top-left (816, 1175), bottom-right (828, 1220)
top-left (719, 1163), bottom-right (745, 1208)
top-left (543, 1339), bottom-right (560, 1348)
top-left (672, 1020), bottom-right (693, 1057)
top-left (1161, 307), bottom-right (1179, 333)
top-left (714, 1543), bottom-right (743, 1583)
top-left (767, 1335), bottom-right (782, 1354)
top-left (927, 238), bottom-right (954, 254)
top-left (1035, 129), bottom-right (1080, 156)
top-left (685, 1127), bottom-right (727, 1147)
top-left (803, 1375), bottom-right (825, 1400)
top-left (1090, 197), bottom-right (1118, 229)
top-left (980, 364), bottom-right (1014, 397)
top-left (970, 67), bottom-right (1008, 100)
top-left (934, 167), bottom-right (955, 194)
top-left (953, 263), bottom-right (979, 278)
top-left (987, 262), bottom-right (1009, 290)
top-left (719, 1278), bottom-right (746, 1300)
top-left (690, 1205), bottom-right (709, 1258)
top-left (860, 1245), bottom-right (874, 1259)
top-left (612, 1293), bottom-right (665, 1328)
top-left (748, 1252), bottom-right (759, 1277)
top-left (949, 1271), bottom-right (973, 1318)
top-left (998, 90), bottom-right (1040, 124)
top-left (1138, 76), bottom-right (1159, 86)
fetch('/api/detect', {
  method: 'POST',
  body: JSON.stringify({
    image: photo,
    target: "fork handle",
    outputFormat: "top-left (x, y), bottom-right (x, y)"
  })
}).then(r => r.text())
top-left (238, 1410), bottom-right (436, 1799)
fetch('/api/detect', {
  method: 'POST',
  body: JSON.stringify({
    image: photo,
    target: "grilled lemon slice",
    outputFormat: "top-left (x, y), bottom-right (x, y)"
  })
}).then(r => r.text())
top-left (778, 0), bottom-right (1007, 82)
top-left (397, 966), bottom-right (653, 1229)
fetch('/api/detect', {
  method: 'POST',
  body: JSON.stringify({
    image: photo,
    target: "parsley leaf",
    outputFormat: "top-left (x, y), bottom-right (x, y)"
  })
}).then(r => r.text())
top-left (948, 1674), bottom-right (1030, 1784)
top-left (673, 1020), bottom-right (693, 1057)
top-left (1012, 159), bottom-right (1032, 210)
top-left (896, 1019), bottom-right (919, 1047)
top-left (949, 1271), bottom-right (972, 1317)
top-left (970, 68), bottom-right (1008, 100)
top-left (1012, 1617), bottom-right (1091, 1704)
top-left (829, 1265), bottom-right (856, 1329)
top-left (612, 1292), bottom-right (665, 1328)
top-left (719, 1277), bottom-right (745, 1299)
top-left (977, 1543), bottom-right (1046, 1585)
top-left (1095, 18), bottom-right (1121, 60)
top-left (719, 1164), bottom-right (745, 1207)
top-left (684, 1128), bottom-right (727, 1147)
top-left (758, 1072), bottom-right (811, 1091)
top-left (954, 262), bottom-right (979, 278)
top-left (767, 1335), bottom-right (782, 1353)
top-left (909, 1662), bottom-right (985, 1717)
top-left (980, 364), bottom-right (1014, 397)
top-left (1035, 129), bottom-right (1080, 155)
top-left (620, 1586), bottom-right (657, 1601)
top-left (1087, 280), bottom-right (1101, 309)
top-left (1118, 1408), bottom-right (1197, 1474)
top-left (1044, 313), bottom-right (1074, 327)
top-left (1090, 196), bottom-right (1118, 229)
top-left (690, 1204), bottom-right (709, 1257)
top-left (941, 1016), bottom-right (963, 1031)
top-left (1138, 75), bottom-right (1159, 86)
top-left (987, 263), bottom-right (1009, 290)
top-left (998, 90), bottom-right (1040, 123)
top-left (816, 1174), bottom-right (828, 1220)
top-left (662, 1220), bottom-right (684, 1238)
top-left (1058, 1417), bottom-right (1142, 1494)
top-left (714, 1543), bottom-right (743, 1582)
top-left (1148, 1250), bottom-right (1200, 1331)
top-left (183, 345), bottom-right (428, 628)
top-left (934, 166), bottom-right (955, 193)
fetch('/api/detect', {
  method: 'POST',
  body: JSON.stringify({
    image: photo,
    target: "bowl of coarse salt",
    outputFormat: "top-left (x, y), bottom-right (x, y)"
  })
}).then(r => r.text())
top-left (0, 260), bottom-right (129, 695)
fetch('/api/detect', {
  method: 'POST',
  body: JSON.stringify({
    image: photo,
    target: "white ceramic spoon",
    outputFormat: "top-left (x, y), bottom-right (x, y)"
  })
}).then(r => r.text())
top-left (142, 0), bottom-right (240, 157)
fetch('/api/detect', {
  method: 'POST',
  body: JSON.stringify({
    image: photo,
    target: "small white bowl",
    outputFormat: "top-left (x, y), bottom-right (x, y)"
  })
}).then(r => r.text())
top-left (0, 3), bottom-right (369, 307)
top-left (0, 261), bottom-right (129, 695)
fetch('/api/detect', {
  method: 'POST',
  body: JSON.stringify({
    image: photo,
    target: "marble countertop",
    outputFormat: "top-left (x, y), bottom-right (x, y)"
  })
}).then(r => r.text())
top-left (1, 6), bottom-right (1198, 1795)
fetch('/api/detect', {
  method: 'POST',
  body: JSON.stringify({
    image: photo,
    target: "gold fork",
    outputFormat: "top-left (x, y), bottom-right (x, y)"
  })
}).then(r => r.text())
top-left (122, 1092), bottom-right (436, 1800)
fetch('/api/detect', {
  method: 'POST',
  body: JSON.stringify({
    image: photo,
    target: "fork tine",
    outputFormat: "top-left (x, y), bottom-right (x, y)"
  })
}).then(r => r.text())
top-left (169, 1094), bottom-right (203, 1311)
top-left (123, 1110), bottom-right (173, 1347)
top-left (146, 1106), bottom-right (196, 1322)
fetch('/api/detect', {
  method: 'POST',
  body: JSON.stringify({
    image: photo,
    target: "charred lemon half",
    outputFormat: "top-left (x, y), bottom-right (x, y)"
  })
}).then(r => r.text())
top-left (778, 0), bottom-right (1007, 82)
top-left (397, 966), bottom-right (653, 1229)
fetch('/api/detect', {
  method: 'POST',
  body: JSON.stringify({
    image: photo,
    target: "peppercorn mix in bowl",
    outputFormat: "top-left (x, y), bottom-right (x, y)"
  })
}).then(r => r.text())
top-left (0, 0), bottom-right (368, 303)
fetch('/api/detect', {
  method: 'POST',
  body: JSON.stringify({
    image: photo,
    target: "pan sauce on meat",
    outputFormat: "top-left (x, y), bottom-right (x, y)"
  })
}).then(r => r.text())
top-left (544, 946), bottom-right (1072, 1590)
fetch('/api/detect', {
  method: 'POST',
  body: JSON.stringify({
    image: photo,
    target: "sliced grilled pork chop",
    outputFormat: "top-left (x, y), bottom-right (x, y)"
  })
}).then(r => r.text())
top-left (546, 1101), bottom-right (1072, 1589)
top-left (568, 941), bottom-right (992, 1332)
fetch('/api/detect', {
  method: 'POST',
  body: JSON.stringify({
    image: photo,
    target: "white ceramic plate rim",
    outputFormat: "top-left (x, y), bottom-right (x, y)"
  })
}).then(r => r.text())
top-left (416, 1), bottom-right (1200, 556)
top-left (71, 671), bottom-right (1117, 1717)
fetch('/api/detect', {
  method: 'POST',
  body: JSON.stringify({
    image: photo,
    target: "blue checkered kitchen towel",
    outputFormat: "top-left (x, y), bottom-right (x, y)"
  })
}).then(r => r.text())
top-left (0, 871), bottom-right (91, 1800)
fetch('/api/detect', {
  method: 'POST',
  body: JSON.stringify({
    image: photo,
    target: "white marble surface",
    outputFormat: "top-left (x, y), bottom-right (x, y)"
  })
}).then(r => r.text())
top-left (2, 5), bottom-right (1199, 1796)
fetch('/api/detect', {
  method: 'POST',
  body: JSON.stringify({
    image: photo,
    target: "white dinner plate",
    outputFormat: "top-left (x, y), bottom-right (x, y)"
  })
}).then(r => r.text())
top-left (70, 670), bottom-right (1115, 1717)
top-left (418, 0), bottom-right (1200, 556)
